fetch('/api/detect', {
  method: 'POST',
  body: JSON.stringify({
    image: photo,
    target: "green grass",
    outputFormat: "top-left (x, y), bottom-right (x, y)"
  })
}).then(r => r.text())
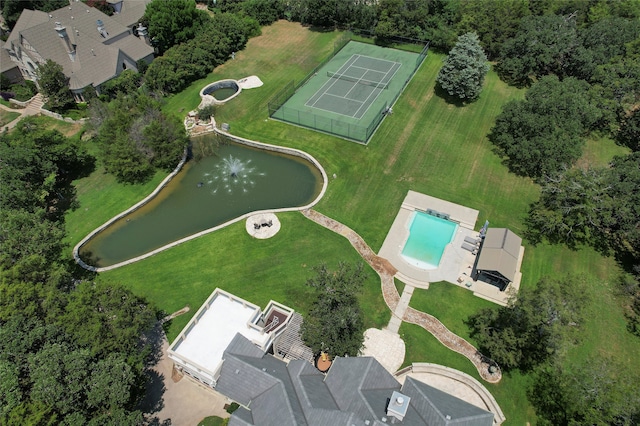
top-left (0, 109), bottom-right (20, 127)
top-left (577, 136), bottom-right (631, 168)
top-left (408, 281), bottom-right (496, 344)
top-left (96, 212), bottom-right (389, 341)
top-left (197, 416), bottom-right (226, 426)
top-left (400, 322), bottom-right (535, 425)
top-left (64, 168), bottom-right (167, 248)
top-left (63, 21), bottom-right (640, 425)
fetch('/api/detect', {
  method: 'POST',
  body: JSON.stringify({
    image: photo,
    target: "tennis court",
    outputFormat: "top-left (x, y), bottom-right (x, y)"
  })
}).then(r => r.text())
top-left (269, 40), bottom-right (428, 143)
top-left (305, 55), bottom-right (402, 119)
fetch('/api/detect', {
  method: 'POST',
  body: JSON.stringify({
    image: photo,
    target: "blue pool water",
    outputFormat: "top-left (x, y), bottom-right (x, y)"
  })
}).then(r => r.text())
top-left (401, 211), bottom-right (458, 270)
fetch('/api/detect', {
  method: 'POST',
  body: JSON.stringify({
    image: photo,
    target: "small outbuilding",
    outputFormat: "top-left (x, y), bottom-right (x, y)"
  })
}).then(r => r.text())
top-left (475, 228), bottom-right (523, 291)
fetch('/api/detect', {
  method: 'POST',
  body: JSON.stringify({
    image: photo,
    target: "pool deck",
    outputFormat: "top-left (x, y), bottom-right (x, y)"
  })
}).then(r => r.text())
top-left (379, 191), bottom-right (516, 306)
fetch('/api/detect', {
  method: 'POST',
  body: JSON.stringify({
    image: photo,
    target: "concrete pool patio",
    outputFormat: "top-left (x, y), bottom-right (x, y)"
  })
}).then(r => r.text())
top-left (379, 191), bottom-right (519, 306)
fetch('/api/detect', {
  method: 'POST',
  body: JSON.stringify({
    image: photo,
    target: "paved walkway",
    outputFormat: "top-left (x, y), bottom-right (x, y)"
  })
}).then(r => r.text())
top-left (0, 93), bottom-right (44, 129)
top-left (300, 209), bottom-right (502, 383)
top-left (140, 323), bottom-right (229, 426)
top-left (360, 328), bottom-right (405, 373)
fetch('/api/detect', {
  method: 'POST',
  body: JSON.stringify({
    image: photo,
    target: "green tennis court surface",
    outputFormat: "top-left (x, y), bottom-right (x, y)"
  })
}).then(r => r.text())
top-left (270, 40), bottom-right (427, 143)
top-left (305, 54), bottom-right (401, 119)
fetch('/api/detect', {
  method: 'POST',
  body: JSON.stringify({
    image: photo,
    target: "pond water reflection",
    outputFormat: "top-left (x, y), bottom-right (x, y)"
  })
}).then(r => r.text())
top-left (79, 135), bottom-right (323, 267)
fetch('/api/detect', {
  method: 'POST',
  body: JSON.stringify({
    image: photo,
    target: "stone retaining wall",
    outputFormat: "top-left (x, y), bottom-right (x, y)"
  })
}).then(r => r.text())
top-left (73, 149), bottom-right (189, 272)
top-left (74, 127), bottom-right (328, 272)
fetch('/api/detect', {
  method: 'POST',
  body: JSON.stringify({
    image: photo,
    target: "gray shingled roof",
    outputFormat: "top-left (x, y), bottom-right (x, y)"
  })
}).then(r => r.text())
top-left (0, 41), bottom-right (18, 74)
top-left (216, 334), bottom-right (494, 426)
top-left (109, 0), bottom-right (150, 28)
top-left (476, 228), bottom-right (522, 282)
top-left (402, 377), bottom-right (494, 426)
top-left (5, 2), bottom-right (152, 91)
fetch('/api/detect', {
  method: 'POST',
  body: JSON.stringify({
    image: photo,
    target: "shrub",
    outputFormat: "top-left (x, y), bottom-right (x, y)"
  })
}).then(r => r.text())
top-left (0, 91), bottom-right (15, 101)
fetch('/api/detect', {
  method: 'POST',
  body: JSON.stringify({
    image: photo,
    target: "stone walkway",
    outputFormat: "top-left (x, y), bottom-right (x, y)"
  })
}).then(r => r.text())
top-left (0, 93), bottom-right (44, 129)
top-left (300, 209), bottom-right (502, 383)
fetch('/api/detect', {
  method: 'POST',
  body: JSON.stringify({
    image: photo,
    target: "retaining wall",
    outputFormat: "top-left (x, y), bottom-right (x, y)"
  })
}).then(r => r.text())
top-left (74, 126), bottom-right (327, 272)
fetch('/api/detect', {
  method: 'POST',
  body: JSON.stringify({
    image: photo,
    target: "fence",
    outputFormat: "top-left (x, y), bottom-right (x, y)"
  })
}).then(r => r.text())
top-left (267, 31), bottom-right (430, 144)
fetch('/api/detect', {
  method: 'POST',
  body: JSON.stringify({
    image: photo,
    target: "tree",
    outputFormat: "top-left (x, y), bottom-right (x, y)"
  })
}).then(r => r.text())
top-left (489, 75), bottom-right (600, 179)
top-left (93, 94), bottom-right (186, 183)
top-left (34, 60), bottom-right (74, 110)
top-left (526, 167), bottom-right (614, 248)
top-left (568, 18), bottom-right (640, 81)
top-left (142, 0), bottom-right (209, 55)
top-left (467, 275), bottom-right (590, 371)
top-left (301, 262), bottom-right (367, 357)
top-left (497, 14), bottom-right (580, 85)
top-left (436, 32), bottom-right (490, 102)
top-left (1, 0), bottom-right (68, 29)
top-left (526, 152), bottom-right (640, 262)
top-left (617, 108), bottom-right (640, 151)
top-left (530, 357), bottom-right (640, 425)
top-left (457, 0), bottom-right (530, 59)
top-left (55, 281), bottom-right (157, 359)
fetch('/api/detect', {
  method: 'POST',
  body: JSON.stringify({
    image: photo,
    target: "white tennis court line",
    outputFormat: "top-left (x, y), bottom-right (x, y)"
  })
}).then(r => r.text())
top-left (353, 62), bottom-right (403, 119)
top-left (305, 54), bottom-right (403, 117)
top-left (305, 55), bottom-right (361, 108)
top-left (311, 93), bottom-right (366, 118)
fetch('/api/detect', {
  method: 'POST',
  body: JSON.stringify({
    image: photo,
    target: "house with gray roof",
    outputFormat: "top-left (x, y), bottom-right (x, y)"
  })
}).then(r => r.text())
top-left (0, 40), bottom-right (23, 85)
top-left (215, 333), bottom-right (495, 426)
top-left (474, 228), bottom-right (523, 291)
top-left (3, 0), bottom-right (152, 102)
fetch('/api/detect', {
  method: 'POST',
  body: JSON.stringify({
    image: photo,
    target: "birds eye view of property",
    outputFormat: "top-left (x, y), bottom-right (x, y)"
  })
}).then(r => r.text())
top-left (2, 0), bottom-right (640, 425)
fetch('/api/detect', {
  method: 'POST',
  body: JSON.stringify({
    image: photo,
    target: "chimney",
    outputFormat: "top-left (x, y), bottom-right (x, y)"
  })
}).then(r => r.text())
top-left (386, 391), bottom-right (410, 422)
top-left (54, 22), bottom-right (76, 61)
top-left (136, 22), bottom-right (150, 46)
top-left (96, 19), bottom-right (108, 38)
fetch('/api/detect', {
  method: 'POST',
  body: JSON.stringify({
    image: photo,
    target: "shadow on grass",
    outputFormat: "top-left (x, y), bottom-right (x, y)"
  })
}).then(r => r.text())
top-left (433, 83), bottom-right (466, 108)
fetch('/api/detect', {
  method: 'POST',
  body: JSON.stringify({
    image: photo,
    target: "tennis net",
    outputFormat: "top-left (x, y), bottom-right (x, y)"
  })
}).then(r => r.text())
top-left (327, 71), bottom-right (389, 90)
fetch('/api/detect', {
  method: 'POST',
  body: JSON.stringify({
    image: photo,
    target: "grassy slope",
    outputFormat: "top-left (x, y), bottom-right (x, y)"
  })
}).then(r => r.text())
top-left (0, 109), bottom-right (20, 126)
top-left (64, 21), bottom-right (640, 425)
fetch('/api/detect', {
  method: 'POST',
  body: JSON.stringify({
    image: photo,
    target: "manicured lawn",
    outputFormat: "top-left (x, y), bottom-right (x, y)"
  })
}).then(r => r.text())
top-left (197, 416), bottom-right (226, 426)
top-left (0, 109), bottom-right (20, 127)
top-left (64, 20), bottom-right (640, 425)
top-left (408, 281), bottom-right (496, 344)
top-left (400, 322), bottom-right (536, 425)
top-left (95, 212), bottom-right (389, 341)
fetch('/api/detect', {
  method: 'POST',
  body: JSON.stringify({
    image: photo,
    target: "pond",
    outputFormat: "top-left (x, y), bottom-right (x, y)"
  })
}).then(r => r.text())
top-left (79, 134), bottom-right (323, 268)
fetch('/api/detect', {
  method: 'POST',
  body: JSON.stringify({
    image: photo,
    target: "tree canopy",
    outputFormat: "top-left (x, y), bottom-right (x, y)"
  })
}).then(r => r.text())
top-left (92, 93), bottom-right (188, 183)
top-left (496, 14), bottom-right (579, 86)
top-left (527, 153), bottom-right (640, 262)
top-left (301, 262), bottom-right (367, 357)
top-left (436, 32), bottom-right (489, 102)
top-left (489, 75), bottom-right (600, 179)
top-left (142, 0), bottom-right (209, 55)
top-left (0, 117), bottom-right (159, 424)
top-left (467, 275), bottom-right (590, 371)
top-left (34, 60), bottom-right (74, 111)
top-left (530, 356), bottom-right (640, 425)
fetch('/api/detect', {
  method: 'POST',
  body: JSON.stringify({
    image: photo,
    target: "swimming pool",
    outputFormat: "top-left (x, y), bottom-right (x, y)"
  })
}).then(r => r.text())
top-left (401, 211), bottom-right (458, 270)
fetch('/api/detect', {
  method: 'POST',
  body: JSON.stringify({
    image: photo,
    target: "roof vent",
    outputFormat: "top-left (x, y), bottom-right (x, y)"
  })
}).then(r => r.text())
top-left (445, 415), bottom-right (451, 420)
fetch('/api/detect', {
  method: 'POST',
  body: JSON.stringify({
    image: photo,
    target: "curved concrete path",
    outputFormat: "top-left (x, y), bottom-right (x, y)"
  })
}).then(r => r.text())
top-left (301, 209), bottom-right (502, 383)
top-left (396, 363), bottom-right (506, 424)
